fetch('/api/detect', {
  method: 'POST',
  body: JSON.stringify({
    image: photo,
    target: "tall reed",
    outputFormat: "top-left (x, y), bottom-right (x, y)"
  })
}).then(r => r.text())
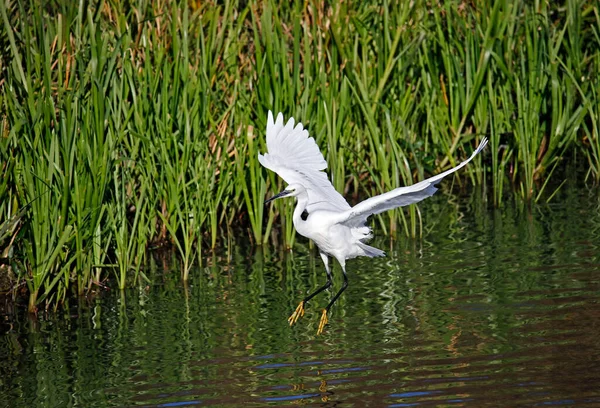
top-left (1, 0), bottom-right (598, 311)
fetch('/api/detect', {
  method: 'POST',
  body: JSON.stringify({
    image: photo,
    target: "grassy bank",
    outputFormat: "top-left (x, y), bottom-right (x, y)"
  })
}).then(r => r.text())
top-left (1, 0), bottom-right (599, 312)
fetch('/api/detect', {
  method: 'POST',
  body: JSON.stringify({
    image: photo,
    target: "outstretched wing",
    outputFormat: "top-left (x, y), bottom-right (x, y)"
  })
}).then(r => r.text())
top-left (339, 138), bottom-right (488, 226)
top-left (258, 111), bottom-right (351, 213)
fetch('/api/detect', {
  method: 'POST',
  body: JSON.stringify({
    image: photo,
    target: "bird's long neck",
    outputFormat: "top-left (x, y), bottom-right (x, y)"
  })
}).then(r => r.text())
top-left (292, 193), bottom-right (309, 228)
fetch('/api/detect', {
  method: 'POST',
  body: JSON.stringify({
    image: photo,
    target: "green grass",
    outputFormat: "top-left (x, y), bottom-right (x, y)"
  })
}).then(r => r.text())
top-left (1, 0), bottom-right (599, 311)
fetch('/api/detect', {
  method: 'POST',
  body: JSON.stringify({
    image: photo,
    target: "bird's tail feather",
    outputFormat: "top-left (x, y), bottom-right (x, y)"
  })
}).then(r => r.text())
top-left (357, 242), bottom-right (386, 258)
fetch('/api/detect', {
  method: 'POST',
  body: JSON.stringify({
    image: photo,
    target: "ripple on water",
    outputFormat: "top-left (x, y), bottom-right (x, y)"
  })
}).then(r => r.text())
top-left (2, 193), bottom-right (600, 407)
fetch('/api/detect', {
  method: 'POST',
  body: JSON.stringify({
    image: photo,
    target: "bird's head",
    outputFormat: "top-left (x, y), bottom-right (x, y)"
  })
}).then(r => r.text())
top-left (264, 183), bottom-right (305, 204)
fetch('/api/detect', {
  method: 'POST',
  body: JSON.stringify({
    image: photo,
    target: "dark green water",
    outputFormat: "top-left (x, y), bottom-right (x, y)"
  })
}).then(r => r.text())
top-left (2, 187), bottom-right (600, 407)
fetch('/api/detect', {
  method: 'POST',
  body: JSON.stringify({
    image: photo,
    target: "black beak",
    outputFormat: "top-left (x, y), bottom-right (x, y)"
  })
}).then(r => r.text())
top-left (264, 190), bottom-right (291, 205)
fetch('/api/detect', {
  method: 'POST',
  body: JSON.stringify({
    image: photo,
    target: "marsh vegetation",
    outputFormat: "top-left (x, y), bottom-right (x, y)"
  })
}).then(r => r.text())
top-left (1, 0), bottom-right (599, 311)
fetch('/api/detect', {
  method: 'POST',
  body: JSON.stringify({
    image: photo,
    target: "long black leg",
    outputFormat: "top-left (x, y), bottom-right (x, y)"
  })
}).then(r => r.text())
top-left (317, 261), bottom-right (347, 335)
top-left (288, 252), bottom-right (332, 326)
top-left (302, 256), bottom-right (333, 303)
top-left (324, 267), bottom-right (348, 312)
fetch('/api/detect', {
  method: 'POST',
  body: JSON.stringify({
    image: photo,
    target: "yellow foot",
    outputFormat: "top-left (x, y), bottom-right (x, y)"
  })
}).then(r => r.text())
top-left (288, 301), bottom-right (306, 326)
top-left (319, 379), bottom-right (328, 401)
top-left (317, 309), bottom-right (328, 335)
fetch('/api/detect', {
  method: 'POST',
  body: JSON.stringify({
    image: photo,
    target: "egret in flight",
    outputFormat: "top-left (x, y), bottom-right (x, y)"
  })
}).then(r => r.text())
top-left (260, 112), bottom-right (487, 335)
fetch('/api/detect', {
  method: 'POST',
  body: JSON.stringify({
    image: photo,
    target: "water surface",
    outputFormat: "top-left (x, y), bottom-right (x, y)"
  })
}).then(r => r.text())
top-left (2, 187), bottom-right (600, 407)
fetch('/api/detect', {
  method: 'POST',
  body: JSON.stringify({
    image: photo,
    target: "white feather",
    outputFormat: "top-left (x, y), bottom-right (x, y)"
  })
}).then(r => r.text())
top-left (259, 111), bottom-right (488, 333)
top-left (258, 111), bottom-right (350, 213)
top-left (339, 137), bottom-right (488, 226)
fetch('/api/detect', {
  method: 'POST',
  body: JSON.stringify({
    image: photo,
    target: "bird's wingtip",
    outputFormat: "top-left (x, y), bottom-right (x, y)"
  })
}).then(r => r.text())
top-left (267, 111), bottom-right (299, 130)
top-left (276, 112), bottom-right (285, 126)
top-left (472, 136), bottom-right (489, 157)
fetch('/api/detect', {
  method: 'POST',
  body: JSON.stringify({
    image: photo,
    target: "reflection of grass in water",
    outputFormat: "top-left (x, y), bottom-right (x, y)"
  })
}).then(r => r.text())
top-left (0, 0), bottom-right (599, 310)
top-left (3, 189), bottom-right (599, 407)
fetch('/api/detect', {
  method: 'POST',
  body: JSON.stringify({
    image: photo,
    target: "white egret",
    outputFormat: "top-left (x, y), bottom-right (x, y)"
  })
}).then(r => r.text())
top-left (260, 111), bottom-right (487, 335)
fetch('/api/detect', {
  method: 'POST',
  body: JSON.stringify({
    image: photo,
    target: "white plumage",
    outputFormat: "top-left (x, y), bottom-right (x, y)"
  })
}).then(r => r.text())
top-left (259, 112), bottom-right (350, 213)
top-left (260, 111), bottom-right (487, 335)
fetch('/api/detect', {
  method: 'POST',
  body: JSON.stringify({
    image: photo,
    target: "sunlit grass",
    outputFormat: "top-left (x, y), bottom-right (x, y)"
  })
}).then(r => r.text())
top-left (1, 0), bottom-right (599, 311)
